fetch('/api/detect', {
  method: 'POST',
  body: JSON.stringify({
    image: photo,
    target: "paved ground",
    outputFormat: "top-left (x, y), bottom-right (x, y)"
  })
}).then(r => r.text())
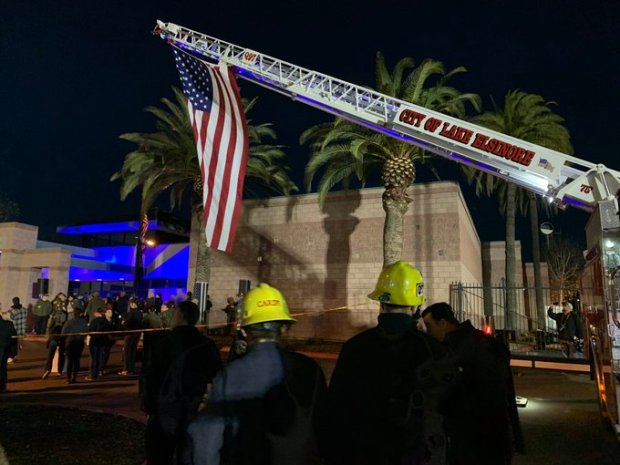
top-left (2, 338), bottom-right (619, 464)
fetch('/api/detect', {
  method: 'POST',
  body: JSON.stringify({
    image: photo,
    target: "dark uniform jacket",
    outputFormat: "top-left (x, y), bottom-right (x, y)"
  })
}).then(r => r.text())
top-left (324, 313), bottom-right (446, 465)
top-left (0, 319), bottom-right (18, 360)
top-left (547, 308), bottom-right (581, 341)
top-left (140, 325), bottom-right (222, 418)
top-left (442, 321), bottom-right (524, 464)
top-left (187, 341), bottom-right (327, 465)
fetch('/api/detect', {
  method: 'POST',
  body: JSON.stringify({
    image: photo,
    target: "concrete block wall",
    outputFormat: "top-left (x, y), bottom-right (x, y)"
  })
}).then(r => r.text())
top-left (481, 241), bottom-right (523, 286)
top-left (192, 182), bottom-right (484, 340)
top-left (0, 222), bottom-right (72, 309)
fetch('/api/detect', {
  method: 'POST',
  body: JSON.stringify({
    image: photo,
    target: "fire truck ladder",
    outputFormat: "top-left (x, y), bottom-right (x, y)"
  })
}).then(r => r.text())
top-left (154, 20), bottom-right (620, 215)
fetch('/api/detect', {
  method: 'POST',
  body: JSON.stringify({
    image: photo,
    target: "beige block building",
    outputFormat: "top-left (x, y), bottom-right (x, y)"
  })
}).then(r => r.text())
top-left (189, 182), bottom-right (483, 340)
top-left (0, 223), bottom-right (71, 311)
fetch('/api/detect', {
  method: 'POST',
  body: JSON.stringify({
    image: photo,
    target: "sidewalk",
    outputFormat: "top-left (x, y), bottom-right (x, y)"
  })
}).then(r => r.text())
top-left (1, 336), bottom-right (340, 424)
top-left (2, 338), bottom-right (146, 422)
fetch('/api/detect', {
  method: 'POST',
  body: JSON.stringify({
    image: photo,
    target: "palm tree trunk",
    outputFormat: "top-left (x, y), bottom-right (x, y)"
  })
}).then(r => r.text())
top-left (528, 193), bottom-right (545, 329)
top-left (505, 183), bottom-right (518, 331)
top-left (192, 208), bottom-right (211, 287)
top-left (382, 192), bottom-right (410, 268)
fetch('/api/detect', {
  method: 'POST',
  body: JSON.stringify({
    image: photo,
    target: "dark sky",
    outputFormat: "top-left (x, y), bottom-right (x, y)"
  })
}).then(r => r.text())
top-left (2, 0), bottom-right (619, 258)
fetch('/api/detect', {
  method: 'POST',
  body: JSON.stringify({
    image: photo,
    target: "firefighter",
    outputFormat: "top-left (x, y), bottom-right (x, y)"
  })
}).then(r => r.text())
top-left (324, 261), bottom-right (448, 465)
top-left (187, 283), bottom-right (327, 465)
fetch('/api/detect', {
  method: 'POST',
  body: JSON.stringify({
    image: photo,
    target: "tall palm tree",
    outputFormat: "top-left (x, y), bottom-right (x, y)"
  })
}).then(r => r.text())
top-left (111, 87), bottom-right (298, 288)
top-left (466, 90), bottom-right (573, 329)
top-left (302, 53), bottom-right (480, 267)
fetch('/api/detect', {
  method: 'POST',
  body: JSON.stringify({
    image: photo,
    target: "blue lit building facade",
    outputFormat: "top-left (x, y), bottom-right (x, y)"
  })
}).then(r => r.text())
top-left (52, 210), bottom-right (190, 301)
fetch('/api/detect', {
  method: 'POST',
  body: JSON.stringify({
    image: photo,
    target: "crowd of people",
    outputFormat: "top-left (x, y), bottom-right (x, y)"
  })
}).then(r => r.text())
top-left (0, 290), bottom-right (199, 386)
top-left (0, 262), bottom-right (528, 464)
top-left (136, 261), bottom-right (525, 465)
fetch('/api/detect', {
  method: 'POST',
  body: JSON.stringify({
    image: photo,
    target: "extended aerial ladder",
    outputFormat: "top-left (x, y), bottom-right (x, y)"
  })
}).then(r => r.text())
top-left (153, 20), bottom-right (620, 216)
top-left (154, 20), bottom-right (620, 436)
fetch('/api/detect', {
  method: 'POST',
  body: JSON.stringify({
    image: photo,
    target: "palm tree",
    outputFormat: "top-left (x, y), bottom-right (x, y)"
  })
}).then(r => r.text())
top-left (466, 90), bottom-right (573, 329)
top-left (111, 87), bottom-right (298, 289)
top-left (302, 53), bottom-right (480, 267)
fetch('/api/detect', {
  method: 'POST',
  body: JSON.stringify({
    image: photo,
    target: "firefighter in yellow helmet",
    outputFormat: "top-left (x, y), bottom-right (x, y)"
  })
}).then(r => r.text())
top-left (187, 284), bottom-right (327, 465)
top-left (324, 261), bottom-right (448, 465)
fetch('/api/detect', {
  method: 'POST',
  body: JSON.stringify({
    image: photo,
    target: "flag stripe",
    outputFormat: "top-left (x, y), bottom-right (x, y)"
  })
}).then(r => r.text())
top-left (210, 68), bottom-right (238, 250)
top-left (174, 48), bottom-right (249, 253)
top-left (218, 68), bottom-right (249, 251)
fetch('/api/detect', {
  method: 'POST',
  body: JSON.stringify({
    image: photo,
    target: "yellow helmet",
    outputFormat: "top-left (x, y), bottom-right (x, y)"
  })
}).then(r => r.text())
top-left (242, 283), bottom-right (296, 327)
top-left (368, 261), bottom-right (425, 307)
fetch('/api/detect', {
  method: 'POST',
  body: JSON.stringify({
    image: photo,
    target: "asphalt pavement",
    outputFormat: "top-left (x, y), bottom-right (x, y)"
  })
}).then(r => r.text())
top-left (2, 337), bottom-right (619, 464)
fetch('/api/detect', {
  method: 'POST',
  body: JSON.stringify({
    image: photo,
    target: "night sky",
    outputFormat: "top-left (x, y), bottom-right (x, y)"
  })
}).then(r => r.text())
top-left (2, 0), bottom-right (619, 258)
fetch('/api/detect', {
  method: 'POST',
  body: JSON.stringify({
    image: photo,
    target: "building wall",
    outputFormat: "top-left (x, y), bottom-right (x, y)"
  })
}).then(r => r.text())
top-left (481, 241), bottom-right (523, 286)
top-left (0, 222), bottom-right (71, 309)
top-left (195, 182), bottom-right (483, 340)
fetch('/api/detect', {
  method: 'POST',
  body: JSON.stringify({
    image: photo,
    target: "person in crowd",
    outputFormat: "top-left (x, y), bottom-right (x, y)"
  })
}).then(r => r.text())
top-left (203, 294), bottom-right (213, 325)
top-left (141, 300), bottom-right (222, 465)
top-left (9, 297), bottom-right (27, 353)
top-left (422, 302), bottom-right (524, 465)
top-left (547, 301), bottom-right (582, 358)
top-left (102, 304), bottom-right (119, 374)
top-left (42, 296), bottom-right (69, 379)
top-left (85, 291), bottom-right (105, 322)
top-left (155, 293), bottom-right (163, 313)
top-left (323, 261), bottom-right (447, 465)
top-left (0, 303), bottom-right (13, 364)
top-left (145, 292), bottom-right (157, 312)
top-left (142, 304), bottom-right (164, 370)
top-left (115, 290), bottom-right (130, 322)
top-left (61, 307), bottom-right (89, 384)
top-left (73, 294), bottom-right (85, 313)
top-left (187, 283), bottom-right (327, 465)
top-left (86, 306), bottom-right (113, 381)
top-left (220, 297), bottom-right (237, 336)
top-left (66, 294), bottom-right (76, 321)
top-left (33, 294), bottom-right (52, 335)
top-left (160, 301), bottom-right (174, 328)
top-left (119, 297), bottom-right (143, 375)
top-left (185, 291), bottom-right (193, 301)
top-left (0, 308), bottom-right (17, 393)
top-left (9, 297), bottom-right (26, 338)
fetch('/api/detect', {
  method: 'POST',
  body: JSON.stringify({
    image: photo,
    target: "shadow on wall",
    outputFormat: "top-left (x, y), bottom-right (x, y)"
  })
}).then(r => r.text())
top-left (321, 191), bottom-right (362, 338)
top-left (222, 193), bottom-right (369, 340)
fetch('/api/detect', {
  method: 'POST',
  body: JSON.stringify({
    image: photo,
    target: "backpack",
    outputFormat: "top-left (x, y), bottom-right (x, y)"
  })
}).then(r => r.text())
top-left (220, 351), bottom-right (326, 465)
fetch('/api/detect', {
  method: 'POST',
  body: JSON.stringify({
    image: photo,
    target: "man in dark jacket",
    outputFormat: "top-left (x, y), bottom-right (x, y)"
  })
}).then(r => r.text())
top-left (120, 298), bottom-right (143, 375)
top-left (61, 307), bottom-right (89, 384)
top-left (141, 300), bottom-right (221, 465)
top-left (0, 316), bottom-right (18, 392)
top-left (547, 301), bottom-right (582, 357)
top-left (187, 284), bottom-right (327, 465)
top-left (324, 262), bottom-right (446, 465)
top-left (422, 302), bottom-right (524, 465)
top-left (87, 308), bottom-right (113, 381)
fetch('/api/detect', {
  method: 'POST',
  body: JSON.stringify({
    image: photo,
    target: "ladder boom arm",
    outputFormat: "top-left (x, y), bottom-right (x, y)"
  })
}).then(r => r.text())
top-left (154, 21), bottom-right (620, 213)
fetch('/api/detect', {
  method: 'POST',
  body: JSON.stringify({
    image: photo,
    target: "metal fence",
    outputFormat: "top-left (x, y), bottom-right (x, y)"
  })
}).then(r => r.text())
top-left (449, 282), bottom-right (581, 342)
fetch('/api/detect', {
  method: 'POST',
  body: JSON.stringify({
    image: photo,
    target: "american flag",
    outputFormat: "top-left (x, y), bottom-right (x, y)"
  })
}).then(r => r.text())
top-left (173, 48), bottom-right (249, 252)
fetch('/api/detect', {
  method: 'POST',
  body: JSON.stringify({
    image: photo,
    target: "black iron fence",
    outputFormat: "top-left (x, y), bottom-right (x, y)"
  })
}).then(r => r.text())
top-left (449, 282), bottom-right (584, 355)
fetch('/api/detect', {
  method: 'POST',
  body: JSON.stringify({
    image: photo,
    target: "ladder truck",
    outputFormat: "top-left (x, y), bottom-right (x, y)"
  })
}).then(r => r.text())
top-left (154, 20), bottom-right (620, 436)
